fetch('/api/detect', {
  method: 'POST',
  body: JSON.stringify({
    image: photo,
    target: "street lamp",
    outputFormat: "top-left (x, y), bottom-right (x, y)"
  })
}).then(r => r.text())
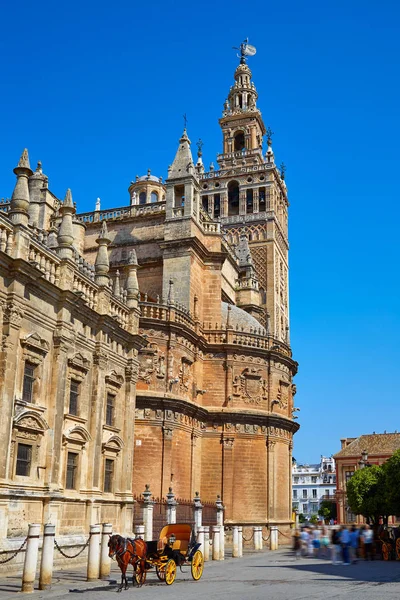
top-left (359, 449), bottom-right (369, 469)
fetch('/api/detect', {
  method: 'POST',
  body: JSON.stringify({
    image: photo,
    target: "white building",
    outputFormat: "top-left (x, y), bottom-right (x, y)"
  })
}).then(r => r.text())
top-left (292, 456), bottom-right (336, 518)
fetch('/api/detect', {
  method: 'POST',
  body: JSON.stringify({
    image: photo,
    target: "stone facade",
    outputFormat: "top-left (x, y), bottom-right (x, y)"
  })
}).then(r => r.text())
top-left (0, 49), bottom-right (299, 563)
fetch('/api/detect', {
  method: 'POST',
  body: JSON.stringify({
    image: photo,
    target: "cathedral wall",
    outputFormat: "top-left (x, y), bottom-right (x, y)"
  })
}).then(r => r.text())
top-left (200, 436), bottom-right (223, 501)
top-left (137, 263), bottom-right (163, 300)
top-left (170, 427), bottom-right (192, 499)
top-left (274, 441), bottom-right (291, 522)
top-left (133, 424), bottom-right (163, 496)
top-left (232, 436), bottom-right (268, 522)
top-left (202, 358), bottom-right (226, 407)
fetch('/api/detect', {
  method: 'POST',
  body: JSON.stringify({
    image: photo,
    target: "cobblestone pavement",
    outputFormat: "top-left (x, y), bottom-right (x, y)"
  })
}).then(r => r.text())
top-left (1, 549), bottom-right (400, 600)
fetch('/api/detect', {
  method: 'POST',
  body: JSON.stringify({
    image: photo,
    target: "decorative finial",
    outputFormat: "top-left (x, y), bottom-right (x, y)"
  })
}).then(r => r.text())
top-left (280, 163), bottom-right (286, 181)
top-left (183, 113), bottom-right (188, 129)
top-left (64, 188), bottom-right (74, 208)
top-left (266, 127), bottom-right (274, 146)
top-left (18, 148), bottom-right (31, 170)
top-left (196, 139), bottom-right (203, 158)
top-left (36, 161), bottom-right (42, 173)
top-left (95, 197), bottom-right (101, 211)
top-left (128, 249), bottom-right (138, 265)
top-left (99, 219), bottom-right (108, 238)
top-left (232, 38), bottom-right (257, 64)
top-left (147, 168), bottom-right (151, 179)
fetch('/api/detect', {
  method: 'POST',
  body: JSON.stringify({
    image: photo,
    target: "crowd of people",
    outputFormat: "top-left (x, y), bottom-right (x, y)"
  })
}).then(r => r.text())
top-left (293, 524), bottom-right (375, 564)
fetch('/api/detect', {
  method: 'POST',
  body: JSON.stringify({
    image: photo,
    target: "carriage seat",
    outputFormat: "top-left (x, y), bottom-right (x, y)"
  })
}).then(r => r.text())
top-left (157, 536), bottom-right (189, 555)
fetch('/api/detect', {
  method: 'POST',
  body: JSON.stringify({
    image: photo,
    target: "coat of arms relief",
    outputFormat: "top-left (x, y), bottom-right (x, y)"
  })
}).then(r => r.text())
top-left (232, 367), bottom-right (267, 405)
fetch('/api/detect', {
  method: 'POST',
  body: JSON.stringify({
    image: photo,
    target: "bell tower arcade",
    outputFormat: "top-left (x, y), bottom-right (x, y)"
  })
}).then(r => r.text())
top-left (199, 43), bottom-right (290, 343)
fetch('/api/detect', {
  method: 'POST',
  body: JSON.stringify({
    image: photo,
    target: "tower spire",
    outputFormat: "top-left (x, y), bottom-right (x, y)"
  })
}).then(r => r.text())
top-left (9, 149), bottom-right (33, 226)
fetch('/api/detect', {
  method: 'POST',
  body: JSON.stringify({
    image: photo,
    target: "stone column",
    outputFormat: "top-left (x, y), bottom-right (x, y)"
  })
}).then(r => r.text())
top-left (270, 525), bottom-right (279, 551)
top-left (142, 485), bottom-right (154, 541)
top-left (193, 492), bottom-right (203, 535)
top-left (100, 523), bottom-right (112, 579)
top-left (239, 190), bottom-right (246, 215)
top-left (161, 426), bottom-right (173, 498)
top-left (203, 527), bottom-right (210, 561)
top-left (197, 526), bottom-right (205, 555)
top-left (21, 523), bottom-right (41, 593)
top-left (216, 495), bottom-right (224, 560)
top-left (39, 524), bottom-right (55, 590)
top-left (135, 525), bottom-right (145, 539)
top-left (221, 438), bottom-right (234, 520)
top-left (87, 524), bottom-right (101, 580)
top-left (238, 526), bottom-right (243, 557)
top-left (232, 526), bottom-right (239, 558)
top-left (253, 188), bottom-right (259, 213)
top-left (220, 192), bottom-right (228, 218)
top-left (212, 526), bottom-right (220, 560)
top-left (166, 488), bottom-right (177, 524)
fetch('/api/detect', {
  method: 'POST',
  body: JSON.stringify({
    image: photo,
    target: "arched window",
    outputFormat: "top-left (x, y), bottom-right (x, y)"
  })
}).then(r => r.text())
top-left (234, 131), bottom-right (245, 151)
top-left (202, 195), bottom-right (208, 212)
top-left (214, 194), bottom-right (220, 218)
top-left (228, 181), bottom-right (240, 216)
top-left (246, 189), bottom-right (253, 214)
top-left (139, 192), bottom-right (146, 205)
top-left (150, 191), bottom-right (158, 203)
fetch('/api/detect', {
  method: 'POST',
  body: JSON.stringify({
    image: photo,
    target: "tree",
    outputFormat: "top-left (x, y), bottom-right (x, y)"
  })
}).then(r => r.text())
top-left (383, 449), bottom-right (400, 517)
top-left (298, 513), bottom-right (306, 523)
top-left (318, 500), bottom-right (337, 522)
top-left (346, 464), bottom-right (390, 524)
top-left (309, 514), bottom-right (318, 524)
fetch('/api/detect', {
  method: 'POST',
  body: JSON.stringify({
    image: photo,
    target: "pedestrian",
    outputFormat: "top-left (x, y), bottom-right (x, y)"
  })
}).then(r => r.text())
top-left (331, 527), bottom-right (342, 564)
top-left (340, 525), bottom-right (350, 565)
top-left (312, 526), bottom-right (321, 557)
top-left (349, 525), bottom-right (359, 563)
top-left (300, 527), bottom-right (309, 556)
top-left (362, 524), bottom-right (374, 560)
top-left (320, 526), bottom-right (330, 559)
top-left (293, 528), bottom-right (301, 560)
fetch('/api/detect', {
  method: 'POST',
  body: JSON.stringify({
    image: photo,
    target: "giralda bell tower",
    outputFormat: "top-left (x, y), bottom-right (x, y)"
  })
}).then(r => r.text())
top-left (199, 40), bottom-right (290, 343)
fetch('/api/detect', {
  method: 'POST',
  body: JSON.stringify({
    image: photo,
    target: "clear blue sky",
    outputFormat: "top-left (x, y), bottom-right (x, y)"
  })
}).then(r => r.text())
top-left (1, 1), bottom-right (399, 463)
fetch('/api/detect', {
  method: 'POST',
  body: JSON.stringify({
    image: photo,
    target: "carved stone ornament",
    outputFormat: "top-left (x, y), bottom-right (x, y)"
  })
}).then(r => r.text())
top-left (68, 353), bottom-right (90, 377)
top-left (63, 424), bottom-right (91, 447)
top-left (13, 410), bottom-right (49, 434)
top-left (20, 332), bottom-right (49, 358)
top-left (163, 426), bottom-right (173, 440)
top-left (4, 304), bottom-right (24, 328)
top-left (179, 358), bottom-right (193, 394)
top-left (232, 368), bottom-right (267, 405)
top-left (273, 380), bottom-right (289, 410)
top-left (105, 370), bottom-right (124, 389)
top-left (93, 350), bottom-right (108, 369)
top-left (102, 434), bottom-right (124, 455)
top-left (138, 344), bottom-right (157, 384)
top-left (222, 437), bottom-right (234, 448)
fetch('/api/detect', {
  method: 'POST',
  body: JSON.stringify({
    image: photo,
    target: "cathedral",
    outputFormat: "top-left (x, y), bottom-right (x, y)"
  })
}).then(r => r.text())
top-left (0, 45), bottom-right (298, 562)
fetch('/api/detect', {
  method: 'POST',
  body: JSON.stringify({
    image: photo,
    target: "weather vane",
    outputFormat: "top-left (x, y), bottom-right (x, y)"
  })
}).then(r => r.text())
top-left (183, 113), bottom-right (188, 129)
top-left (266, 127), bottom-right (274, 143)
top-left (232, 38), bottom-right (257, 64)
top-left (280, 162), bottom-right (286, 180)
top-left (196, 139), bottom-right (203, 157)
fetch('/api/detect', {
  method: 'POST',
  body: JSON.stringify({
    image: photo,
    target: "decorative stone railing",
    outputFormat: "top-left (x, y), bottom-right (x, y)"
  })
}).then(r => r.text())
top-left (73, 250), bottom-right (95, 280)
top-left (139, 298), bottom-right (292, 357)
top-left (76, 201), bottom-right (166, 223)
top-left (110, 298), bottom-right (129, 328)
top-left (236, 277), bottom-right (259, 290)
top-left (72, 271), bottom-right (98, 310)
top-left (172, 207), bottom-right (184, 218)
top-left (28, 240), bottom-right (60, 284)
top-left (202, 221), bottom-right (220, 234)
top-left (200, 161), bottom-right (275, 180)
top-left (0, 214), bottom-right (14, 255)
top-left (0, 198), bottom-right (10, 213)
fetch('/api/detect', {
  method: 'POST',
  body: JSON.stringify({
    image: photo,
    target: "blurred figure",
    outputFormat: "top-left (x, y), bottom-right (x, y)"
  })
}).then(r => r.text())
top-left (340, 525), bottom-right (350, 565)
top-left (312, 526), bottom-right (321, 557)
top-left (320, 526), bottom-right (330, 559)
top-left (349, 524), bottom-right (359, 563)
top-left (293, 528), bottom-right (301, 560)
top-left (331, 527), bottom-right (342, 564)
top-left (300, 527), bottom-right (309, 556)
top-left (362, 524), bottom-right (374, 560)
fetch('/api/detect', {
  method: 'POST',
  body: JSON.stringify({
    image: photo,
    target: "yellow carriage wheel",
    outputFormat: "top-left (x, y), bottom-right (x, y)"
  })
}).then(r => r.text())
top-left (382, 542), bottom-right (390, 561)
top-left (156, 564), bottom-right (166, 581)
top-left (135, 561), bottom-right (147, 587)
top-left (165, 559), bottom-right (177, 585)
top-left (396, 539), bottom-right (400, 560)
top-left (191, 550), bottom-right (204, 581)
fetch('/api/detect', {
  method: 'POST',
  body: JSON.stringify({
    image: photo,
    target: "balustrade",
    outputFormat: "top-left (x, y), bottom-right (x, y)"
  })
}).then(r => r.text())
top-left (28, 241), bottom-right (60, 285)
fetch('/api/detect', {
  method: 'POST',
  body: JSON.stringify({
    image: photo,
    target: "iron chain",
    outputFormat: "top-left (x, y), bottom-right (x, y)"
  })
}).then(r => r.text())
top-left (242, 532), bottom-right (254, 543)
top-left (0, 537), bottom-right (27, 564)
top-left (54, 532), bottom-right (92, 559)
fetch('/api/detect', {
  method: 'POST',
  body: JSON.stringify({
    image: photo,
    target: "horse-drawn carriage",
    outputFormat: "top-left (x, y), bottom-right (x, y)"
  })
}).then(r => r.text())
top-left (376, 525), bottom-right (400, 560)
top-left (108, 523), bottom-right (204, 590)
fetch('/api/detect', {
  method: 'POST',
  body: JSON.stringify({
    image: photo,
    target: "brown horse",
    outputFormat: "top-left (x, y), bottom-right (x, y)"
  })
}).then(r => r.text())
top-left (108, 534), bottom-right (147, 591)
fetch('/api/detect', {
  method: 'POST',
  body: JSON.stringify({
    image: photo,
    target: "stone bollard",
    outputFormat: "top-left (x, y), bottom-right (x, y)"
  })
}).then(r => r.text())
top-left (203, 527), bottom-right (210, 561)
top-left (254, 526), bottom-right (262, 550)
top-left (193, 492), bottom-right (203, 535)
top-left (142, 485), bottom-right (154, 541)
top-left (135, 525), bottom-right (145, 539)
top-left (212, 525), bottom-right (220, 560)
top-left (87, 524), bottom-right (101, 580)
top-left (100, 523), bottom-right (112, 579)
top-left (238, 526), bottom-right (243, 557)
top-left (197, 525), bottom-right (205, 555)
top-left (232, 526), bottom-right (239, 558)
top-left (270, 525), bottom-right (278, 551)
top-left (22, 523), bottom-right (41, 593)
top-left (166, 488), bottom-right (177, 525)
top-left (39, 524), bottom-right (55, 590)
top-left (216, 495), bottom-right (224, 560)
